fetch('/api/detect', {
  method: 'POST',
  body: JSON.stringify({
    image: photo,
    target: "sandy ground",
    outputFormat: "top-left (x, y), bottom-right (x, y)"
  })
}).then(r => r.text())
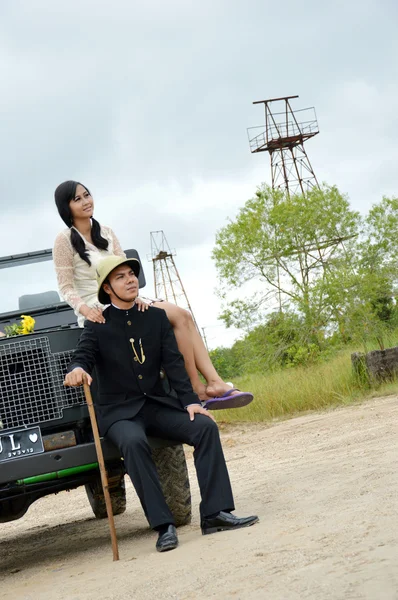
top-left (1, 395), bottom-right (397, 600)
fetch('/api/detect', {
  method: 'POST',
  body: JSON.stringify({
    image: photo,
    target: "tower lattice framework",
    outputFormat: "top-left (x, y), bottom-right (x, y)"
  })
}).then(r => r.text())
top-left (247, 94), bottom-right (357, 314)
top-left (150, 230), bottom-right (200, 331)
top-left (248, 95), bottom-right (319, 196)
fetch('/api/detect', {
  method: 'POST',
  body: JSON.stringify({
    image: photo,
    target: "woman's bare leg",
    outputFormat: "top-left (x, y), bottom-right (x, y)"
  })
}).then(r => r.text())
top-left (152, 301), bottom-right (208, 399)
top-left (189, 318), bottom-right (234, 398)
top-left (152, 301), bottom-right (234, 400)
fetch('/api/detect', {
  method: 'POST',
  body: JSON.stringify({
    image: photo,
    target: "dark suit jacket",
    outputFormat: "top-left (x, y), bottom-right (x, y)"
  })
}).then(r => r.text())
top-left (67, 304), bottom-right (200, 434)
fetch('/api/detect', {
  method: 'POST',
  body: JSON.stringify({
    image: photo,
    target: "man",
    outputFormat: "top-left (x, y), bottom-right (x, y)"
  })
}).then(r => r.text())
top-left (65, 255), bottom-right (258, 552)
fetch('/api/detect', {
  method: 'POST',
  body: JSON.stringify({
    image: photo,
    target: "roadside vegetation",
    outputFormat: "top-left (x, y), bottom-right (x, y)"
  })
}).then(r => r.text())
top-left (214, 342), bottom-right (398, 423)
top-left (209, 184), bottom-right (398, 421)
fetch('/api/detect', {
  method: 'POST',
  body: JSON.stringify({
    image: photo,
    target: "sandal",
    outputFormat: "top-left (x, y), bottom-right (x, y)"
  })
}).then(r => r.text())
top-left (202, 388), bottom-right (254, 411)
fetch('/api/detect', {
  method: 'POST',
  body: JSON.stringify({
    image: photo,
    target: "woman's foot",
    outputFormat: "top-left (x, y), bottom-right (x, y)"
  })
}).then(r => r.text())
top-left (194, 381), bottom-right (235, 402)
top-left (205, 381), bottom-right (234, 398)
top-left (193, 381), bottom-right (213, 402)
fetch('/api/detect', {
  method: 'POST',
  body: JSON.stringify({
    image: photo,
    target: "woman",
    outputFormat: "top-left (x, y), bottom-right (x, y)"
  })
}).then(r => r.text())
top-left (53, 181), bottom-right (253, 410)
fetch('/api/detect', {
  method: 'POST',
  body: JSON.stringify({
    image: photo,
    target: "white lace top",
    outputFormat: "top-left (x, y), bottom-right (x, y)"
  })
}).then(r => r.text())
top-left (53, 225), bottom-right (126, 327)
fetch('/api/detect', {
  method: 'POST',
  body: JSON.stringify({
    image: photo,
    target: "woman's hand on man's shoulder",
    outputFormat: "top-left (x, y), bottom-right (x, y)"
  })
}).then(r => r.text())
top-left (81, 304), bottom-right (106, 323)
top-left (136, 298), bottom-right (150, 312)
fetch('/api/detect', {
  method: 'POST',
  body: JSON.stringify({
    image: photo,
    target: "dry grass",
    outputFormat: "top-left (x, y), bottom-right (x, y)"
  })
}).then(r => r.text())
top-left (215, 348), bottom-right (398, 423)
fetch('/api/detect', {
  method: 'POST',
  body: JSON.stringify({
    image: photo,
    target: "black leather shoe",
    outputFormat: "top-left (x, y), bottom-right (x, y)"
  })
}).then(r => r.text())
top-left (156, 525), bottom-right (178, 552)
top-left (201, 511), bottom-right (259, 535)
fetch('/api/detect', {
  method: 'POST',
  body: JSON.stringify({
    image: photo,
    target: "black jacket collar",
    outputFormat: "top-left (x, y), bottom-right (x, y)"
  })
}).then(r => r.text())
top-left (105, 303), bottom-right (138, 321)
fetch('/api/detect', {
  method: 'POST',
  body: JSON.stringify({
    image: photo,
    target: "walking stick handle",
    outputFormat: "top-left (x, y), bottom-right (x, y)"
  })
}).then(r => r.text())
top-left (83, 375), bottom-right (120, 561)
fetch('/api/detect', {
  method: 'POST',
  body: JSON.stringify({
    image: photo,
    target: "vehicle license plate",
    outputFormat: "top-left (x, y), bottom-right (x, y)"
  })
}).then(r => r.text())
top-left (0, 426), bottom-right (44, 463)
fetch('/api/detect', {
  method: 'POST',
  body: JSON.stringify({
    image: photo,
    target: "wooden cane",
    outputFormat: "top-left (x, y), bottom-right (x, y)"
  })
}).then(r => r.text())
top-left (83, 376), bottom-right (120, 561)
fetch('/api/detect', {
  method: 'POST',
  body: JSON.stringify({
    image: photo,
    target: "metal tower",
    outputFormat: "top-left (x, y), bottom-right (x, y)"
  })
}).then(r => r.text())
top-left (247, 95), bottom-right (319, 196)
top-left (150, 230), bottom-right (200, 330)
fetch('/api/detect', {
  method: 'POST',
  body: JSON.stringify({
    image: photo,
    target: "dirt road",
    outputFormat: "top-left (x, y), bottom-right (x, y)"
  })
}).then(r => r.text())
top-left (1, 395), bottom-right (397, 600)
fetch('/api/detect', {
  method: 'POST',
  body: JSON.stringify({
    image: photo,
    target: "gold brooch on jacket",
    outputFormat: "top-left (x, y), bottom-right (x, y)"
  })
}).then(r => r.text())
top-left (130, 338), bottom-right (146, 364)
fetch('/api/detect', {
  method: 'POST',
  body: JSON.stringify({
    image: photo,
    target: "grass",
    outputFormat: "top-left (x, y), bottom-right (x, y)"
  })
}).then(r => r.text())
top-left (215, 347), bottom-right (398, 423)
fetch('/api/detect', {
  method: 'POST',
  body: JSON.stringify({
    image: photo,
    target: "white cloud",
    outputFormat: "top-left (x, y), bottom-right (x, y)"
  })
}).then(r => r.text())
top-left (1, 0), bottom-right (397, 346)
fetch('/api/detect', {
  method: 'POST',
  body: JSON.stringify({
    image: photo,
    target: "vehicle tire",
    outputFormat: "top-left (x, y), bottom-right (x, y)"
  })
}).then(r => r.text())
top-left (152, 444), bottom-right (192, 527)
top-left (0, 497), bottom-right (30, 523)
top-left (85, 468), bottom-right (127, 519)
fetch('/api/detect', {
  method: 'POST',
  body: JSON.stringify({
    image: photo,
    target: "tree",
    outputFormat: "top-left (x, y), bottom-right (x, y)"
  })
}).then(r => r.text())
top-left (336, 195), bottom-right (398, 349)
top-left (208, 346), bottom-right (241, 381)
top-left (212, 184), bottom-right (361, 343)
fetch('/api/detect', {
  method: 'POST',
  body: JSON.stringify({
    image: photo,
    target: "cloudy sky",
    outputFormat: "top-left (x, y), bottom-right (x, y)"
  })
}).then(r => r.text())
top-left (1, 0), bottom-right (397, 347)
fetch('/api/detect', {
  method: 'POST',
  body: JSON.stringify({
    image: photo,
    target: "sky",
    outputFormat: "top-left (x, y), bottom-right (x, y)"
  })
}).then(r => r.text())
top-left (1, 0), bottom-right (397, 348)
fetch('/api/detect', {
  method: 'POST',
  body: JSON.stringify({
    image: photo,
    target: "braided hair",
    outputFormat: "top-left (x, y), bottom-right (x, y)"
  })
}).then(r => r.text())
top-left (54, 180), bottom-right (109, 266)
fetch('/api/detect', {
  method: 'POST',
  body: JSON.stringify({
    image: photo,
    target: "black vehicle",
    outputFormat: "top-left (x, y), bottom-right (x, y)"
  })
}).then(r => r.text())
top-left (0, 249), bottom-right (191, 526)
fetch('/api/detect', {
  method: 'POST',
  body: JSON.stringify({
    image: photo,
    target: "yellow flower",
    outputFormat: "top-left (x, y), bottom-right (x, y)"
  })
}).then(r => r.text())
top-left (4, 315), bottom-right (35, 337)
top-left (20, 315), bottom-right (35, 334)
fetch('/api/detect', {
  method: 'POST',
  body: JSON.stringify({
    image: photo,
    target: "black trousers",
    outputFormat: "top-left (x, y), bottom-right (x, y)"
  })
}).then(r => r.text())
top-left (106, 399), bottom-right (235, 529)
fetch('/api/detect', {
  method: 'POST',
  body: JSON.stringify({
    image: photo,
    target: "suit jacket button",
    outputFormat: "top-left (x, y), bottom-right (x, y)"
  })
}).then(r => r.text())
top-left (134, 357), bottom-right (138, 361)
top-left (138, 374), bottom-right (143, 380)
top-left (127, 320), bottom-right (132, 326)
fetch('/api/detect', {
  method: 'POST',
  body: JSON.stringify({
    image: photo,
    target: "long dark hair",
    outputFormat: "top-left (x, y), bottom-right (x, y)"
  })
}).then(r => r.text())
top-left (54, 180), bottom-right (109, 266)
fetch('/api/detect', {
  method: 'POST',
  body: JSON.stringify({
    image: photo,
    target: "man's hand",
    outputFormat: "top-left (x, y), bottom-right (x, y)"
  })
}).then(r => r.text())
top-left (186, 404), bottom-right (216, 422)
top-left (64, 367), bottom-right (92, 387)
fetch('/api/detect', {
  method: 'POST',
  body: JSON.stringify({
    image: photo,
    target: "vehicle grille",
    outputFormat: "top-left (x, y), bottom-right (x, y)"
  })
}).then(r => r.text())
top-left (0, 336), bottom-right (85, 430)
